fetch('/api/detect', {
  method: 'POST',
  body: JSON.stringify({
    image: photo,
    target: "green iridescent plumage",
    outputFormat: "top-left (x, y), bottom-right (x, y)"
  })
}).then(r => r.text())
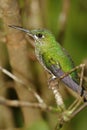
top-left (9, 25), bottom-right (86, 98)
top-left (32, 29), bottom-right (78, 82)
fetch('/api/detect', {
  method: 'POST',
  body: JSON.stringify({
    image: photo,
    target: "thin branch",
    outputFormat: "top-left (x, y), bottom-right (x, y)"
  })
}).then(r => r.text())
top-left (59, 64), bottom-right (85, 80)
top-left (0, 66), bottom-right (23, 84)
top-left (79, 64), bottom-right (85, 88)
top-left (0, 66), bottom-right (44, 104)
top-left (71, 102), bottom-right (87, 119)
top-left (0, 96), bottom-right (61, 113)
top-left (57, 0), bottom-right (70, 44)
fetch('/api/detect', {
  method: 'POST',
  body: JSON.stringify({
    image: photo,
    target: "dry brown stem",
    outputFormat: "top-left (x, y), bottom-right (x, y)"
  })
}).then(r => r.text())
top-left (0, 0), bottom-right (42, 126)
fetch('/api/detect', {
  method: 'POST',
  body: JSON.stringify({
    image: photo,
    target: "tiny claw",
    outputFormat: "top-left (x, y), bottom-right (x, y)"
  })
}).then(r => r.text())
top-left (48, 75), bottom-right (60, 89)
top-left (48, 75), bottom-right (56, 85)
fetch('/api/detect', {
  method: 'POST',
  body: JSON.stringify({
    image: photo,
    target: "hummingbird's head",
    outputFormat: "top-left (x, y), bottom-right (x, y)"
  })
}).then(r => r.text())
top-left (9, 25), bottom-right (55, 46)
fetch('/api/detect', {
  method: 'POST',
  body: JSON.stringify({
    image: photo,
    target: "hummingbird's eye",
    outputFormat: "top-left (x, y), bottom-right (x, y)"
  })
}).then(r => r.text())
top-left (36, 33), bottom-right (43, 38)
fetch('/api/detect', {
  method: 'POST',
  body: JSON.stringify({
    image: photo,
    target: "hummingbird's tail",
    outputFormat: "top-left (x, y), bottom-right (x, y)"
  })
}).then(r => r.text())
top-left (50, 65), bottom-right (87, 101)
top-left (57, 70), bottom-right (87, 101)
top-left (59, 73), bottom-right (87, 101)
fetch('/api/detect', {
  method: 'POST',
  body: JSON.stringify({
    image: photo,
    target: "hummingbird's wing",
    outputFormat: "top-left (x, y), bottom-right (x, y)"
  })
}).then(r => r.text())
top-left (48, 64), bottom-right (82, 95)
top-left (41, 53), bottom-right (83, 95)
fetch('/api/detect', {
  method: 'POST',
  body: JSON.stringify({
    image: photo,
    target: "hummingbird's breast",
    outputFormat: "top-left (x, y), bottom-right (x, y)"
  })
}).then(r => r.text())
top-left (35, 46), bottom-right (52, 73)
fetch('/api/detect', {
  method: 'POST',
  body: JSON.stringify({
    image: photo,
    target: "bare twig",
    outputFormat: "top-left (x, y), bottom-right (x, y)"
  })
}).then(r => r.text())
top-left (59, 64), bottom-right (85, 80)
top-left (0, 36), bottom-right (14, 127)
top-left (0, 66), bottom-right (44, 104)
top-left (0, 96), bottom-right (62, 113)
top-left (0, 66), bottom-right (87, 129)
top-left (58, 0), bottom-right (70, 44)
top-left (79, 64), bottom-right (85, 88)
top-left (0, 66), bottom-right (23, 84)
top-left (48, 64), bottom-right (86, 112)
top-left (24, 0), bottom-right (43, 28)
top-left (0, 0), bottom-right (39, 125)
top-left (71, 102), bottom-right (87, 119)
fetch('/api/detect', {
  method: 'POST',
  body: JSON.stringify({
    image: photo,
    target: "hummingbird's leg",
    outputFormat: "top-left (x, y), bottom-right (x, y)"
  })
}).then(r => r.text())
top-left (48, 75), bottom-right (60, 90)
top-left (48, 74), bottom-right (59, 87)
top-left (48, 75), bottom-right (61, 89)
top-left (48, 74), bottom-right (56, 82)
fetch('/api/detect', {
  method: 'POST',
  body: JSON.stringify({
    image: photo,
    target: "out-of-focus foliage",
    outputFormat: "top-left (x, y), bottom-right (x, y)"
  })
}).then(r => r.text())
top-left (44, 0), bottom-right (87, 64)
top-left (0, 0), bottom-right (87, 130)
top-left (64, 0), bottom-right (87, 64)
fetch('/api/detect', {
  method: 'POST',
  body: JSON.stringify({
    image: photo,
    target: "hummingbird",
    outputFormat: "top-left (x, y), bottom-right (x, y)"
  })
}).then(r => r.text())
top-left (9, 25), bottom-right (87, 101)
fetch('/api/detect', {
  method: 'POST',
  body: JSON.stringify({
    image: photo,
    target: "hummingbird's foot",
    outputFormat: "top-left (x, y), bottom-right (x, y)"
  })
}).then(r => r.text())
top-left (48, 75), bottom-right (57, 87)
top-left (48, 75), bottom-right (56, 82)
top-left (48, 74), bottom-right (62, 89)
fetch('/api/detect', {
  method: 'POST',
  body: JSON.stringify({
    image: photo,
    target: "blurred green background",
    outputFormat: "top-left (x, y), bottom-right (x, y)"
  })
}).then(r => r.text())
top-left (0, 0), bottom-right (87, 130)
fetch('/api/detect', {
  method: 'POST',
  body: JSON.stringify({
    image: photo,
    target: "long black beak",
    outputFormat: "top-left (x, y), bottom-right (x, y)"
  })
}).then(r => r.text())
top-left (9, 25), bottom-right (33, 37)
